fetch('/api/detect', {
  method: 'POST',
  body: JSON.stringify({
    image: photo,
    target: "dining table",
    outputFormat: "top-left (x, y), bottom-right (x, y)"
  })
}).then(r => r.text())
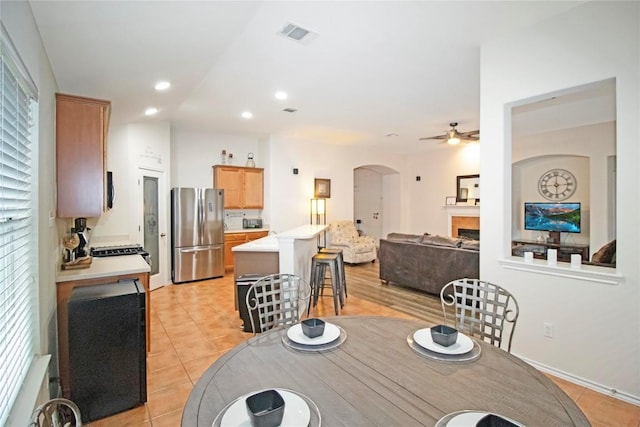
top-left (181, 316), bottom-right (589, 426)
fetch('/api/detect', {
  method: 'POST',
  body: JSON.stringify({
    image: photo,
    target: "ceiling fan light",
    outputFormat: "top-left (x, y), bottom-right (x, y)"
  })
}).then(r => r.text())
top-left (447, 137), bottom-right (461, 145)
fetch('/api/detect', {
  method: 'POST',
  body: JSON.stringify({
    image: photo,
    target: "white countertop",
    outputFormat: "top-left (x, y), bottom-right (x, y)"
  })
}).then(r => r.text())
top-left (232, 235), bottom-right (279, 252)
top-left (231, 224), bottom-right (327, 253)
top-left (275, 224), bottom-right (327, 239)
top-left (56, 255), bottom-right (151, 282)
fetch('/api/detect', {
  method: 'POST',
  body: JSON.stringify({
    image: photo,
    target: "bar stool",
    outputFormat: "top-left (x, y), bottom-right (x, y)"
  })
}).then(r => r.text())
top-left (319, 247), bottom-right (347, 299)
top-left (310, 252), bottom-right (343, 315)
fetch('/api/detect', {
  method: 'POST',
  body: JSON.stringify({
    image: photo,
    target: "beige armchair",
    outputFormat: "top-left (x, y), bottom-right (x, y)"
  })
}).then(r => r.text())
top-left (326, 220), bottom-right (377, 264)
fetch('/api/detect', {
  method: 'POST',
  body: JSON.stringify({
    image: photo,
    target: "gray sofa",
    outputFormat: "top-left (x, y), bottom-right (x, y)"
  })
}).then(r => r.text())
top-left (379, 233), bottom-right (480, 296)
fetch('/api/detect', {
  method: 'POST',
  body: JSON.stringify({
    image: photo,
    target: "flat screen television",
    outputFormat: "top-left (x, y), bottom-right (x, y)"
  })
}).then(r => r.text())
top-left (524, 202), bottom-right (581, 233)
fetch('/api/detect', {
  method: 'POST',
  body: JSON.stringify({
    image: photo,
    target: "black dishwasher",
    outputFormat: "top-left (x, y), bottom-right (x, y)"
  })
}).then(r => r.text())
top-left (68, 279), bottom-right (147, 422)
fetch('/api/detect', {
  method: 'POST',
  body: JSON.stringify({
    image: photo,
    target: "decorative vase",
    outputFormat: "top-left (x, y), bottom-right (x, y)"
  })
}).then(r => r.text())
top-left (246, 152), bottom-right (255, 167)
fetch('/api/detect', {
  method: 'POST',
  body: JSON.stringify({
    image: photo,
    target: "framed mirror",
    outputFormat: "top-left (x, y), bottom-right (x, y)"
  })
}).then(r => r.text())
top-left (456, 174), bottom-right (480, 203)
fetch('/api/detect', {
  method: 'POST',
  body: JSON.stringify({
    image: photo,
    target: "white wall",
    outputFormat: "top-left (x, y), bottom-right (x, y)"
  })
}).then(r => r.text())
top-left (265, 136), bottom-right (407, 234)
top-left (2, 0), bottom-right (60, 402)
top-left (170, 129), bottom-right (261, 188)
top-left (92, 122), bottom-right (171, 244)
top-left (481, 1), bottom-right (639, 402)
top-left (406, 144), bottom-right (480, 236)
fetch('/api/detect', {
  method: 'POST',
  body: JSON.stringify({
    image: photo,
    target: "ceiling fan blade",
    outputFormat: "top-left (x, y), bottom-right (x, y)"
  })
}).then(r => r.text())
top-left (458, 130), bottom-right (480, 138)
top-left (419, 134), bottom-right (447, 141)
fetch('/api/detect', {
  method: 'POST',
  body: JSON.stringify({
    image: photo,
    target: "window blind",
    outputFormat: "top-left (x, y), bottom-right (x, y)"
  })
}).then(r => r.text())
top-left (0, 25), bottom-right (38, 426)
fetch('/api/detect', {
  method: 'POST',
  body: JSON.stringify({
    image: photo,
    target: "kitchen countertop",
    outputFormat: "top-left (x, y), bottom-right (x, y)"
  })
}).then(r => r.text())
top-left (231, 235), bottom-right (279, 252)
top-left (224, 228), bottom-right (269, 234)
top-left (56, 255), bottom-right (151, 282)
top-left (231, 225), bottom-right (327, 253)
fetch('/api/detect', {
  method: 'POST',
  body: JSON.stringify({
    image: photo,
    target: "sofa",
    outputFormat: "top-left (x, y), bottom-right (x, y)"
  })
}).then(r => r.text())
top-left (326, 220), bottom-right (377, 264)
top-left (379, 233), bottom-right (479, 296)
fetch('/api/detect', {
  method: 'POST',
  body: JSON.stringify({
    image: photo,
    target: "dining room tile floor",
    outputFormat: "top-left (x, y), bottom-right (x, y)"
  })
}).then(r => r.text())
top-left (86, 269), bottom-right (640, 427)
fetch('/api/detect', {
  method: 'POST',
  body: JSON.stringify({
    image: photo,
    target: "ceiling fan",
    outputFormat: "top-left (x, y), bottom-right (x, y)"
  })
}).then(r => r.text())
top-left (419, 122), bottom-right (479, 145)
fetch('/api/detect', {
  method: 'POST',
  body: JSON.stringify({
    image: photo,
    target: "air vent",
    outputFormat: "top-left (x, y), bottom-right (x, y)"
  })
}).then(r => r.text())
top-left (282, 108), bottom-right (297, 113)
top-left (277, 22), bottom-right (317, 44)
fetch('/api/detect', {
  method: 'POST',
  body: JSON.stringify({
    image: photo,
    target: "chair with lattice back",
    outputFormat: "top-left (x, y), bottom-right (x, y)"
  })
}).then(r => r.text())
top-left (440, 278), bottom-right (519, 352)
top-left (246, 273), bottom-right (311, 334)
top-left (30, 397), bottom-right (82, 427)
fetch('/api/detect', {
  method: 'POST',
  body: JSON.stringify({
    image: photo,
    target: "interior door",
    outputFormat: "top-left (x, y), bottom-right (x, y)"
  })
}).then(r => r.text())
top-left (138, 168), bottom-right (168, 290)
top-left (354, 167), bottom-right (383, 242)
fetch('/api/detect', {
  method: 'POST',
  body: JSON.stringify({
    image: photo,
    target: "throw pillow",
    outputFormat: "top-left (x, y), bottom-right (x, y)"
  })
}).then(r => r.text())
top-left (591, 240), bottom-right (616, 264)
top-left (386, 233), bottom-right (423, 243)
top-left (421, 234), bottom-right (461, 248)
top-left (460, 240), bottom-right (480, 251)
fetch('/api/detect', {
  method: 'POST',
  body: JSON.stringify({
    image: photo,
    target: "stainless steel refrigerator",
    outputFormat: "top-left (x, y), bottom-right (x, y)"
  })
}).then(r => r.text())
top-left (171, 188), bottom-right (225, 283)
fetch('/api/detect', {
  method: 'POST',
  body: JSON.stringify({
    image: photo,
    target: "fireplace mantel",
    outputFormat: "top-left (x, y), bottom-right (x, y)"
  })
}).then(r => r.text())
top-left (445, 205), bottom-right (480, 238)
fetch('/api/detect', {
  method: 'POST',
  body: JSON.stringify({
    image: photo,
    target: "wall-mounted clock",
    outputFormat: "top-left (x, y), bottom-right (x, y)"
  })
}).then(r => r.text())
top-left (538, 168), bottom-right (576, 201)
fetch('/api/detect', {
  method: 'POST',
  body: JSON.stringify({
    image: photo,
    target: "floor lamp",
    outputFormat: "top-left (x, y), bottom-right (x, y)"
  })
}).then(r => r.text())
top-left (310, 198), bottom-right (327, 248)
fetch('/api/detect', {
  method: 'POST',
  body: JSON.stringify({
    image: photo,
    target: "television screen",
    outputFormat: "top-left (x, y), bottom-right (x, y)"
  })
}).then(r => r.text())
top-left (524, 202), bottom-right (581, 233)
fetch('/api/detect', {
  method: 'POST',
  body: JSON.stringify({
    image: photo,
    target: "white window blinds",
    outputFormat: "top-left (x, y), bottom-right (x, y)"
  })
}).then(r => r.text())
top-left (0, 25), bottom-right (38, 426)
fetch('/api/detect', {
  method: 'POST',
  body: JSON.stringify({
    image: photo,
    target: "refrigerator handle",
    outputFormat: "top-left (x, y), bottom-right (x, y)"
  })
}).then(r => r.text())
top-left (198, 190), bottom-right (204, 245)
top-left (179, 247), bottom-right (214, 254)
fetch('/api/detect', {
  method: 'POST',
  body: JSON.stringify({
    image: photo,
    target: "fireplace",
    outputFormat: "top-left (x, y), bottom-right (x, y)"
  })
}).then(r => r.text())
top-left (450, 215), bottom-right (480, 239)
top-left (458, 228), bottom-right (480, 240)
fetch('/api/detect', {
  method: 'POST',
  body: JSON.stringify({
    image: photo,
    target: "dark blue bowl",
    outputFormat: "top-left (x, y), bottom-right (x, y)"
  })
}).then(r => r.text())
top-left (245, 389), bottom-right (285, 427)
top-left (301, 318), bottom-right (325, 338)
top-left (430, 324), bottom-right (458, 347)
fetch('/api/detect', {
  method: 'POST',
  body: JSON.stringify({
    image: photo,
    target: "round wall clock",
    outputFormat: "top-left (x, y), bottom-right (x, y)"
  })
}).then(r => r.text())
top-left (538, 168), bottom-right (577, 201)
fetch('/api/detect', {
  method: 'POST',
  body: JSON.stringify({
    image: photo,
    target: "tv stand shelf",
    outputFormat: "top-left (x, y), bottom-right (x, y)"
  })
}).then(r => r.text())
top-left (512, 239), bottom-right (589, 262)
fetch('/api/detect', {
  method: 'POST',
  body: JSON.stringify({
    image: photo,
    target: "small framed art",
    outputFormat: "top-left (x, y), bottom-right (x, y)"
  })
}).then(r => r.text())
top-left (314, 178), bottom-right (331, 198)
top-left (445, 196), bottom-right (456, 206)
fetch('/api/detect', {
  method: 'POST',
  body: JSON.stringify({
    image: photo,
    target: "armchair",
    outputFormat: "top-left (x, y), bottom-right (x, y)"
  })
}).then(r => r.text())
top-left (326, 220), bottom-right (377, 264)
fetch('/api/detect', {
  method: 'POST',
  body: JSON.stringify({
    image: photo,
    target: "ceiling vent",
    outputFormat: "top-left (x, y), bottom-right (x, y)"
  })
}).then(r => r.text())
top-left (277, 22), bottom-right (317, 44)
top-left (282, 108), bottom-right (297, 113)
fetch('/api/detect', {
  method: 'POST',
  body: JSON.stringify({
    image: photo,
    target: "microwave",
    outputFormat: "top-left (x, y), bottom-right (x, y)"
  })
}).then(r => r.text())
top-left (243, 218), bottom-right (263, 229)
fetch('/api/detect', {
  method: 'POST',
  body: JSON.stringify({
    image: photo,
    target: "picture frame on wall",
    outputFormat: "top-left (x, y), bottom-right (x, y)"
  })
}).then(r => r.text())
top-left (445, 196), bottom-right (456, 206)
top-left (314, 178), bottom-right (331, 198)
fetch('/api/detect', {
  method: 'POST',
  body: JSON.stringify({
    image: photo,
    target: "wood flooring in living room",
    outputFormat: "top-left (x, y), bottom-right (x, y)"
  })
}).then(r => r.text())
top-left (87, 261), bottom-right (639, 427)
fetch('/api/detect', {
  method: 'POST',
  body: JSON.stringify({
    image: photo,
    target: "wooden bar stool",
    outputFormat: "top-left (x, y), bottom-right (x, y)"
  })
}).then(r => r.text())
top-left (319, 247), bottom-right (347, 299)
top-left (310, 252), bottom-right (343, 315)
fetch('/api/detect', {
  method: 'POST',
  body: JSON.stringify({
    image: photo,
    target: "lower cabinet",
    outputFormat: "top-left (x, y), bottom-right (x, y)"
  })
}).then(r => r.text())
top-left (224, 231), bottom-right (269, 271)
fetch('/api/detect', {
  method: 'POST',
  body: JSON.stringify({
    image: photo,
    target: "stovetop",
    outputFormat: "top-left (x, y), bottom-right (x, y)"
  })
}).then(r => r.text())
top-left (91, 244), bottom-right (146, 257)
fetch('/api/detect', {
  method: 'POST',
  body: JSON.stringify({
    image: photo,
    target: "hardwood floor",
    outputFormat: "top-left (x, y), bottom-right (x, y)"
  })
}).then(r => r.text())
top-left (87, 261), bottom-right (639, 426)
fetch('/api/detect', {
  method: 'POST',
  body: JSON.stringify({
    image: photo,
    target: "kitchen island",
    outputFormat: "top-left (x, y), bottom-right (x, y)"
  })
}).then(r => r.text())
top-left (56, 255), bottom-right (150, 399)
top-left (232, 224), bottom-right (327, 281)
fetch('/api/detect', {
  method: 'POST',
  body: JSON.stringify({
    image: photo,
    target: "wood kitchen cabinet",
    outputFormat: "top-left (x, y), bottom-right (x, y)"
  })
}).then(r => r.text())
top-left (56, 93), bottom-right (111, 218)
top-left (213, 165), bottom-right (264, 209)
top-left (224, 231), bottom-right (269, 271)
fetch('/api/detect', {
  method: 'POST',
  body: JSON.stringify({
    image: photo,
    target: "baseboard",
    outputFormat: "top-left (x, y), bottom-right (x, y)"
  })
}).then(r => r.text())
top-left (519, 355), bottom-right (640, 406)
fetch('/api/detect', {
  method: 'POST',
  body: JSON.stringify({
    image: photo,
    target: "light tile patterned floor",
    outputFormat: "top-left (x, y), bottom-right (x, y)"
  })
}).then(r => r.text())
top-left (87, 268), bottom-right (640, 426)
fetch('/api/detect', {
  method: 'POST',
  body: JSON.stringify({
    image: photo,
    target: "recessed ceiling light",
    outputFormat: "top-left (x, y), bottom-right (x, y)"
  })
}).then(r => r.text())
top-left (241, 111), bottom-right (253, 119)
top-left (154, 81), bottom-right (171, 91)
top-left (145, 107), bottom-right (159, 116)
top-left (275, 91), bottom-right (288, 100)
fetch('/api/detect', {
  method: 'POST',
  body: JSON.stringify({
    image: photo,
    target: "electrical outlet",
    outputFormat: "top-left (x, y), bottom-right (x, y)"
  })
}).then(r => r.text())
top-left (543, 322), bottom-right (553, 338)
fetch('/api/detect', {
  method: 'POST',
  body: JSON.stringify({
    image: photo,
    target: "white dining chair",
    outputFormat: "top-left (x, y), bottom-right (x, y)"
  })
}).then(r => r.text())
top-left (30, 397), bottom-right (82, 427)
top-left (440, 278), bottom-right (519, 352)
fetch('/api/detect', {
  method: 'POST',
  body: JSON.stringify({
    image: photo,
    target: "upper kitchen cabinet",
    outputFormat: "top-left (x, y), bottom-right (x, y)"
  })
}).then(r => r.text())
top-left (56, 93), bottom-right (111, 218)
top-left (213, 165), bottom-right (264, 209)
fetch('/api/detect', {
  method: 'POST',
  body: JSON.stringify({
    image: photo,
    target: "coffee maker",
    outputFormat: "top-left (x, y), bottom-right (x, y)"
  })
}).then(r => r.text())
top-left (74, 217), bottom-right (89, 258)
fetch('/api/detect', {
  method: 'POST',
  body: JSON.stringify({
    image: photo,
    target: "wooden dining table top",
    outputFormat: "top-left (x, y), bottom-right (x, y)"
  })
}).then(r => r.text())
top-left (181, 316), bottom-right (589, 426)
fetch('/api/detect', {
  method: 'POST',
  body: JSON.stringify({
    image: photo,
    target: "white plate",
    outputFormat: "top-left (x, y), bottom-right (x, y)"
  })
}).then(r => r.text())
top-left (413, 328), bottom-right (473, 355)
top-left (286, 322), bottom-right (340, 346)
top-left (220, 389), bottom-right (311, 427)
top-left (435, 411), bottom-right (524, 427)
